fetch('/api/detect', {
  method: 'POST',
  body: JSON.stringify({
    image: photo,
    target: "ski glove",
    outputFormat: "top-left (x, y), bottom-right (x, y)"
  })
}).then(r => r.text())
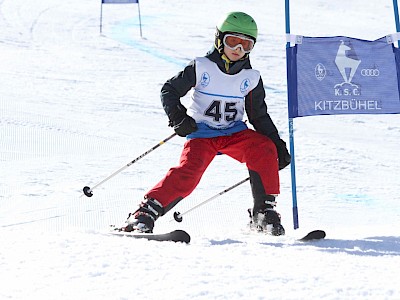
top-left (168, 104), bottom-right (198, 137)
top-left (171, 115), bottom-right (198, 137)
top-left (275, 139), bottom-right (291, 170)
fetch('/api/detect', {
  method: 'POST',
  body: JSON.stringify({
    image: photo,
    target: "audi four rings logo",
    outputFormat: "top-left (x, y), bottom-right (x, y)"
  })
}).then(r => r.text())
top-left (361, 69), bottom-right (380, 76)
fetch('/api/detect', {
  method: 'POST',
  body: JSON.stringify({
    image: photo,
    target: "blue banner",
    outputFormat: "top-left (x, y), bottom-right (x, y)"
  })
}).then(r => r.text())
top-left (287, 36), bottom-right (400, 118)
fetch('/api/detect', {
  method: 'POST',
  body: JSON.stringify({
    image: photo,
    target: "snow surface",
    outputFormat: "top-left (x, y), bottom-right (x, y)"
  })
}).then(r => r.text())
top-left (1, 0), bottom-right (400, 299)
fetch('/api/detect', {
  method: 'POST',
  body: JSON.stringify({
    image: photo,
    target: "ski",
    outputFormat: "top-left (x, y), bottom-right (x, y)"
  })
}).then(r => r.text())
top-left (109, 227), bottom-right (191, 244)
top-left (245, 227), bottom-right (326, 242)
top-left (298, 230), bottom-right (326, 241)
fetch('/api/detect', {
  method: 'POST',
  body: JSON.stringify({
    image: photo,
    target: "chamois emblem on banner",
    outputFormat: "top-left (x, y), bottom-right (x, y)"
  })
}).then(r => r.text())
top-left (315, 63), bottom-right (326, 81)
top-left (334, 41), bottom-right (361, 85)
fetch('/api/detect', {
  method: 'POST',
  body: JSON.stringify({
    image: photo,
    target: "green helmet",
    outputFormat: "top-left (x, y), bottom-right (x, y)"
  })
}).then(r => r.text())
top-left (216, 12), bottom-right (258, 41)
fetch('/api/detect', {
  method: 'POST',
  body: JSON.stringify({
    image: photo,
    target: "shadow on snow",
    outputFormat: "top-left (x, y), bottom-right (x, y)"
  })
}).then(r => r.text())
top-left (208, 236), bottom-right (400, 257)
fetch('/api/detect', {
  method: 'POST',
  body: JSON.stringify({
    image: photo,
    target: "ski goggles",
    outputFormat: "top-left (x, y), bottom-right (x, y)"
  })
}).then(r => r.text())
top-left (223, 34), bottom-right (255, 53)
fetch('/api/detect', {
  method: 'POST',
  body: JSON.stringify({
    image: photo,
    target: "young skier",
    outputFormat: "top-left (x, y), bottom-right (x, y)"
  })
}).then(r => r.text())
top-left (123, 11), bottom-right (291, 235)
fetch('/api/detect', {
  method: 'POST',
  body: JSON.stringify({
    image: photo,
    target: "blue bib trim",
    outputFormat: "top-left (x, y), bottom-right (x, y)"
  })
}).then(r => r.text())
top-left (187, 121), bottom-right (247, 139)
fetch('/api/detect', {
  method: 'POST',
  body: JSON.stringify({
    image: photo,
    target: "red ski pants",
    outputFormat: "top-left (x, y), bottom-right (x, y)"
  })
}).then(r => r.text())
top-left (145, 129), bottom-right (279, 211)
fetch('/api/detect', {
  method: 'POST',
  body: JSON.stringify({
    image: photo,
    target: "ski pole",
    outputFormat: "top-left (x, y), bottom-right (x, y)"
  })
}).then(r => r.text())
top-left (82, 132), bottom-right (177, 197)
top-left (173, 177), bottom-right (250, 222)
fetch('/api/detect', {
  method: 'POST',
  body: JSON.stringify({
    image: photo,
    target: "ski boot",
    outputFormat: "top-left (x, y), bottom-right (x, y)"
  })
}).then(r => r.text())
top-left (121, 197), bottom-right (164, 233)
top-left (249, 197), bottom-right (285, 236)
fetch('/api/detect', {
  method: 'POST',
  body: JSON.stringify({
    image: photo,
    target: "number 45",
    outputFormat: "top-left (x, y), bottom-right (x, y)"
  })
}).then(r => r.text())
top-left (205, 100), bottom-right (238, 122)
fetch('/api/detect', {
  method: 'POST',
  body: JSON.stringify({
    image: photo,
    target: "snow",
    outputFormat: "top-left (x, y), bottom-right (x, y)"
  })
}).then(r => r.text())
top-left (1, 0), bottom-right (400, 299)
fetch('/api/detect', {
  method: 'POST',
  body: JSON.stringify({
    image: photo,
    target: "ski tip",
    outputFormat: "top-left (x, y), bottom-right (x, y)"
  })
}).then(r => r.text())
top-left (172, 230), bottom-right (191, 244)
top-left (298, 230), bottom-right (326, 241)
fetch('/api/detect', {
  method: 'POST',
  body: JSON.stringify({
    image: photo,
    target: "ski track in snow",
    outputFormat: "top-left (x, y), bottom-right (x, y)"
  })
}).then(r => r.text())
top-left (1, 0), bottom-right (400, 299)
